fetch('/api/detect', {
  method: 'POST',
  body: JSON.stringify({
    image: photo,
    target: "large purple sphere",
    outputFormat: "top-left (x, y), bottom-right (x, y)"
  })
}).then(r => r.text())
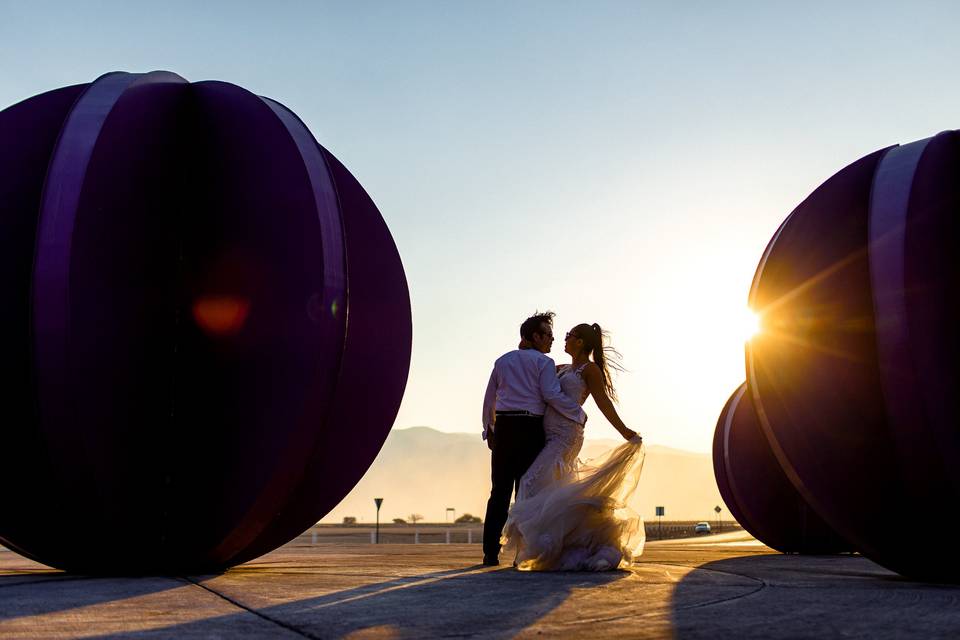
top-left (743, 131), bottom-right (960, 580)
top-left (0, 71), bottom-right (411, 573)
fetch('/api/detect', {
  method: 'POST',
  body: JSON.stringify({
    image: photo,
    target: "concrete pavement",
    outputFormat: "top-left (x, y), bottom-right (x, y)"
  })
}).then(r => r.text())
top-left (1, 532), bottom-right (958, 638)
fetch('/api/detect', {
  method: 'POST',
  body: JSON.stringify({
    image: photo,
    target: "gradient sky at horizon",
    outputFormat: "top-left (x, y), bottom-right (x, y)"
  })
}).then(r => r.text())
top-left (3, 1), bottom-right (959, 452)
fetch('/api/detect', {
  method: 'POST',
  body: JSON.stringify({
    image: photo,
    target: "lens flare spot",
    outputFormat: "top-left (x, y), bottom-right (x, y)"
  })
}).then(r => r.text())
top-left (192, 295), bottom-right (251, 336)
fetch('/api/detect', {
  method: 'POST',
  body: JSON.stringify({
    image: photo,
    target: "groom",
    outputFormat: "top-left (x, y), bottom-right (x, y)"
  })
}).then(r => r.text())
top-left (480, 311), bottom-right (587, 565)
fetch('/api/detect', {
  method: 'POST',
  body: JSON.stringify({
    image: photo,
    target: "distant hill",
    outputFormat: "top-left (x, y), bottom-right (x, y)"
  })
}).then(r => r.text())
top-left (321, 427), bottom-right (728, 525)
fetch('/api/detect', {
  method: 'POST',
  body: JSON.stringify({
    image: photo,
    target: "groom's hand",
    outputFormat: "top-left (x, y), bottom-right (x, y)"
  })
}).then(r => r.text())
top-left (486, 433), bottom-right (496, 451)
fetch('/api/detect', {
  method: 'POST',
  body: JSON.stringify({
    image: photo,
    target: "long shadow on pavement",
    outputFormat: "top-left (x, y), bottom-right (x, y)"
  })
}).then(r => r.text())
top-left (0, 572), bottom-right (189, 623)
top-left (89, 564), bottom-right (630, 639)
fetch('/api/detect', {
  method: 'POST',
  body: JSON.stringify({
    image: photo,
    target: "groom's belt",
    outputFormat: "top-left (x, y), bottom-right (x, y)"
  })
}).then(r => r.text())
top-left (495, 410), bottom-right (542, 417)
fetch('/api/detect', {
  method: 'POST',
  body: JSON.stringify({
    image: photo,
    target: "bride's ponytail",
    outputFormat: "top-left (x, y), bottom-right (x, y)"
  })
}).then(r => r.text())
top-left (575, 322), bottom-right (624, 403)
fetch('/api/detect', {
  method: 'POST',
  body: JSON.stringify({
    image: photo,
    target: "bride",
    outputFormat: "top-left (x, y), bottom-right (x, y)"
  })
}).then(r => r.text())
top-left (500, 323), bottom-right (645, 571)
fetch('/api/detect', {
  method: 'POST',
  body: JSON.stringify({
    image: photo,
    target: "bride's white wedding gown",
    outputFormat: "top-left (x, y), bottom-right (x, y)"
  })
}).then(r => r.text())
top-left (500, 363), bottom-right (646, 571)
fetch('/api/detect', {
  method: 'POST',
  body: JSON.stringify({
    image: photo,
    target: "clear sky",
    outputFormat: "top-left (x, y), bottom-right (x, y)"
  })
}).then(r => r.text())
top-left (3, 1), bottom-right (959, 452)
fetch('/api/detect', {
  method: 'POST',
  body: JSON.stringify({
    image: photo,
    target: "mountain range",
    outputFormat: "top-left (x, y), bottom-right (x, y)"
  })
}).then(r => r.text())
top-left (321, 427), bottom-right (728, 525)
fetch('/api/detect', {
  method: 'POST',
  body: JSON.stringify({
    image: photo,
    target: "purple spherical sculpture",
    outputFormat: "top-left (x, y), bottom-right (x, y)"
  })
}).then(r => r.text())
top-left (739, 131), bottom-right (960, 579)
top-left (0, 71), bottom-right (411, 573)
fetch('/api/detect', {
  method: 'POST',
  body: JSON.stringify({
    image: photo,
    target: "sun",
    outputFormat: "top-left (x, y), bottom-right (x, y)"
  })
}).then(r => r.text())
top-left (741, 308), bottom-right (761, 342)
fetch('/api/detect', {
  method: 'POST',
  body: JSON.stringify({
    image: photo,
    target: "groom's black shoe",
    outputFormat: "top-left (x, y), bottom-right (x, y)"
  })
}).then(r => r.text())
top-left (482, 555), bottom-right (499, 566)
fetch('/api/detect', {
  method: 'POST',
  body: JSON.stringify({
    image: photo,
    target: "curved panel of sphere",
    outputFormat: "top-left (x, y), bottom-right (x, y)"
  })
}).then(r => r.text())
top-left (0, 84), bottom-right (89, 568)
top-left (228, 146), bottom-right (412, 566)
top-left (713, 383), bottom-right (848, 554)
top-left (712, 384), bottom-right (761, 541)
top-left (0, 71), bottom-right (411, 574)
top-left (870, 132), bottom-right (960, 502)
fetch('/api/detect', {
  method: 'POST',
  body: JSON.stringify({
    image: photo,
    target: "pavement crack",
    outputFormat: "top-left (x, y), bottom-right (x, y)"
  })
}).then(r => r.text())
top-left (642, 561), bottom-right (768, 611)
top-left (673, 581), bottom-right (767, 610)
top-left (181, 576), bottom-right (321, 639)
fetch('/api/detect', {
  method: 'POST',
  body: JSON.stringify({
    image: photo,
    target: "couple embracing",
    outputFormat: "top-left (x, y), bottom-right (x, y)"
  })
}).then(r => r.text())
top-left (481, 311), bottom-right (646, 571)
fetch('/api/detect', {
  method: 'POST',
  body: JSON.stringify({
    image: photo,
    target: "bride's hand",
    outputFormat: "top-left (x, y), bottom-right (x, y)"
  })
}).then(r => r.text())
top-left (621, 428), bottom-right (639, 441)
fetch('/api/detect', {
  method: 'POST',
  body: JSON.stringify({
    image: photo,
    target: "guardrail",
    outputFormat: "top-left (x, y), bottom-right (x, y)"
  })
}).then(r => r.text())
top-left (293, 522), bottom-right (742, 545)
top-left (294, 527), bottom-right (481, 545)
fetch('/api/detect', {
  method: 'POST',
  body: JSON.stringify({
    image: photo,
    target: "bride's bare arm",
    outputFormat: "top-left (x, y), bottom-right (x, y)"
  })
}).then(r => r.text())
top-left (582, 363), bottom-right (638, 441)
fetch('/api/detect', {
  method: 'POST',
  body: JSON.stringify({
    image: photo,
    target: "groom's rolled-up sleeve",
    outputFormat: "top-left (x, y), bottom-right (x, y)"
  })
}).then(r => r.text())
top-left (481, 368), bottom-right (497, 440)
top-left (539, 358), bottom-right (587, 424)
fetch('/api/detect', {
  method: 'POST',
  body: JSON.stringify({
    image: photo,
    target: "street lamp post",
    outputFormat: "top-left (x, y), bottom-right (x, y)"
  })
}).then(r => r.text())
top-left (446, 507), bottom-right (455, 523)
top-left (714, 505), bottom-right (722, 533)
top-left (374, 498), bottom-right (384, 544)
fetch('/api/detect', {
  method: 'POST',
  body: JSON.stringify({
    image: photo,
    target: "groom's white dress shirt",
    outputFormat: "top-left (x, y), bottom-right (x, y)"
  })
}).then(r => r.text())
top-left (481, 348), bottom-right (588, 440)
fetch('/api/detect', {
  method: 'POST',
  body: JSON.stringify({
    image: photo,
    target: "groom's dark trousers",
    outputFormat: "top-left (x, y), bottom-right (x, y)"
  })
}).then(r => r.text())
top-left (482, 413), bottom-right (546, 560)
